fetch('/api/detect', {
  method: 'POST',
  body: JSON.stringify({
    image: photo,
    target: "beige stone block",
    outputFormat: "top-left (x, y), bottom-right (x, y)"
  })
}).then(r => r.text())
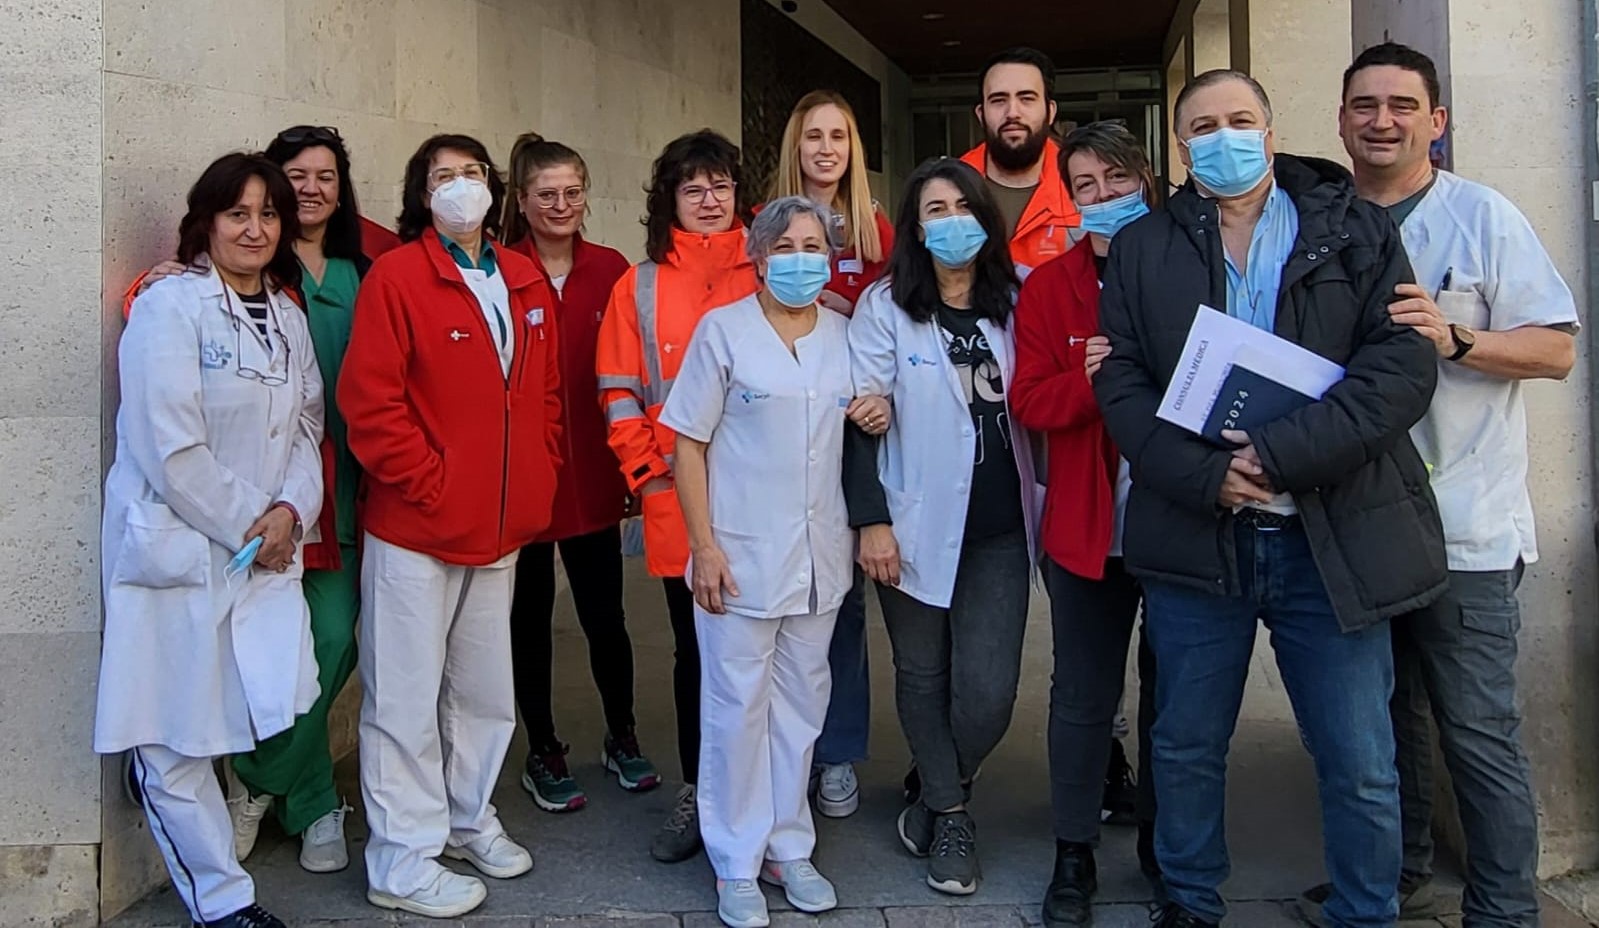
top-left (1458, 167), bottom-right (1587, 276)
top-left (594, 0), bottom-right (676, 73)
top-left (0, 632), bottom-right (101, 844)
top-left (476, 2), bottom-right (544, 139)
top-left (104, 0), bottom-right (287, 97)
top-left (1449, 0), bottom-right (1580, 81)
top-left (99, 749), bottom-right (168, 920)
top-left (284, 0), bottom-right (398, 117)
top-left (540, 29), bottom-right (602, 147)
top-left (1450, 74), bottom-right (1581, 174)
top-left (393, 0), bottom-right (479, 126)
top-left (0, 0), bottom-right (100, 79)
top-left (0, 417), bottom-right (101, 635)
top-left (0, 844), bottom-right (98, 927)
top-left (1246, 0), bottom-right (1351, 163)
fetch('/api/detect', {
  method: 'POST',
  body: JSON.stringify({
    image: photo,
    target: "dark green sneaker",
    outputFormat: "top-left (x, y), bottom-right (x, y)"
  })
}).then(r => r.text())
top-left (602, 732), bottom-right (662, 792)
top-left (927, 811), bottom-right (980, 896)
top-left (521, 746), bottom-right (586, 813)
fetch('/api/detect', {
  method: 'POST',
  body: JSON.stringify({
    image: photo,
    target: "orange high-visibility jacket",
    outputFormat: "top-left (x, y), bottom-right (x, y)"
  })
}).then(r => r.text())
top-left (961, 139), bottom-right (1081, 278)
top-left (595, 225), bottom-right (759, 578)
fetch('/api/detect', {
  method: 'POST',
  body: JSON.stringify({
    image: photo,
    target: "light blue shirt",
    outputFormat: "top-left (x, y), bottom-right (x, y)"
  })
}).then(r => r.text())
top-left (1223, 182), bottom-right (1299, 333)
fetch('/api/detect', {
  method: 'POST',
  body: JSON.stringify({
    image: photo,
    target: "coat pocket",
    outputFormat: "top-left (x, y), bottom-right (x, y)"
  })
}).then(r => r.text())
top-left (710, 526), bottom-right (772, 615)
top-left (112, 500), bottom-right (211, 589)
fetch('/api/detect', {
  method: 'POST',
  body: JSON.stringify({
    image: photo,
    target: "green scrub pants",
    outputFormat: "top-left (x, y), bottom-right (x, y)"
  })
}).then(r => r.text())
top-left (232, 545), bottom-right (360, 835)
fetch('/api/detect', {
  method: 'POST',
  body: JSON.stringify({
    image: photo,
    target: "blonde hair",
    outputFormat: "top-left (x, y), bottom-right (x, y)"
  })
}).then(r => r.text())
top-left (501, 131), bottom-right (588, 245)
top-left (769, 91), bottom-right (883, 264)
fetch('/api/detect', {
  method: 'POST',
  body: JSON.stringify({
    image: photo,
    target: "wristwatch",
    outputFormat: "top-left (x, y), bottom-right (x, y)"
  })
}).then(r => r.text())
top-left (1447, 323), bottom-right (1476, 361)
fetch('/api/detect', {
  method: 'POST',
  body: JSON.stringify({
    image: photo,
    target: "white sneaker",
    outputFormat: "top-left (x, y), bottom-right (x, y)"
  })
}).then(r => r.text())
top-left (298, 805), bottom-right (350, 873)
top-left (815, 762), bottom-right (860, 818)
top-left (368, 867), bottom-right (487, 919)
top-left (224, 761), bottom-right (272, 862)
top-left (715, 878), bottom-right (770, 928)
top-left (760, 858), bottom-right (838, 913)
top-left (442, 833), bottom-right (533, 879)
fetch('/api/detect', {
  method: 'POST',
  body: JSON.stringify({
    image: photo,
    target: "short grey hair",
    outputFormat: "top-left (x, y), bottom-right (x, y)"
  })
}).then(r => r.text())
top-left (1174, 69), bottom-right (1274, 129)
top-left (746, 195), bottom-right (841, 261)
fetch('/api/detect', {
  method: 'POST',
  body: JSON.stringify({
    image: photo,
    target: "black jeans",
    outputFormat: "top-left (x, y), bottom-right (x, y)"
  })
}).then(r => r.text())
top-left (662, 575), bottom-right (700, 785)
top-left (879, 529), bottom-right (1031, 813)
top-left (509, 526), bottom-right (636, 753)
top-left (1045, 557), bottom-right (1157, 844)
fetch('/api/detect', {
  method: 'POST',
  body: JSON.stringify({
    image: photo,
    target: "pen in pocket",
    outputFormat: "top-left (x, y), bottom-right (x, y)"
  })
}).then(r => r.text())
top-left (1436, 267), bottom-right (1454, 298)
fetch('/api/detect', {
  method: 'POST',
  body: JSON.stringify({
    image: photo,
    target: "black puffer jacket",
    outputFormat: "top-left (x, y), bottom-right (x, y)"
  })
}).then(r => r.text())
top-left (1093, 154), bottom-right (1446, 631)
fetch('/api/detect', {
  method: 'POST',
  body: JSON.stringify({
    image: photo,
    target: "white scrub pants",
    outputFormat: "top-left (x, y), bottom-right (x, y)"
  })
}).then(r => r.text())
top-left (696, 606), bottom-right (839, 881)
top-left (131, 745), bottom-right (255, 924)
top-left (358, 534), bottom-right (518, 896)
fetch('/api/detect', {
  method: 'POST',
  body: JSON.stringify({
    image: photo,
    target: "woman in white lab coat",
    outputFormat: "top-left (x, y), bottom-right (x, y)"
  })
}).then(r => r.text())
top-left (846, 156), bottom-right (1042, 898)
top-left (659, 197), bottom-right (887, 928)
top-left (95, 152), bottom-right (325, 928)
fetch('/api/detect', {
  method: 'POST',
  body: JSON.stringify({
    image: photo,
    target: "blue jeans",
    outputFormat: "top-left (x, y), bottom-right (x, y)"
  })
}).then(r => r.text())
top-left (1142, 521), bottom-right (1400, 927)
top-left (814, 566), bottom-right (870, 765)
top-left (1394, 564), bottom-right (1539, 927)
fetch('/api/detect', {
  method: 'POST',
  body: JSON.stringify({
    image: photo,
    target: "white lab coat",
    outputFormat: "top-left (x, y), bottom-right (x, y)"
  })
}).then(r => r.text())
top-left (659, 296), bottom-right (855, 618)
top-left (95, 265), bottom-right (325, 758)
top-left (849, 281), bottom-right (1043, 609)
top-left (1399, 170), bottom-right (1580, 571)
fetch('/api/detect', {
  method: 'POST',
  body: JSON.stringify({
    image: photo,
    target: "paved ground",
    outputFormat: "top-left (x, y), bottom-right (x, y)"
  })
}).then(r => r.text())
top-left (110, 558), bottom-right (1590, 927)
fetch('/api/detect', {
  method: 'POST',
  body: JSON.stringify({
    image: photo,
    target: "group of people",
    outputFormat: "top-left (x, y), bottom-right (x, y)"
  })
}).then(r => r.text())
top-left (93, 35), bottom-right (1574, 928)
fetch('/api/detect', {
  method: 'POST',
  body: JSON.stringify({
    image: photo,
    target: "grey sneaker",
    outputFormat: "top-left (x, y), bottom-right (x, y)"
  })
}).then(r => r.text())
top-left (815, 763), bottom-right (860, 818)
top-left (650, 784), bottom-right (703, 863)
top-left (715, 878), bottom-right (770, 928)
top-left (897, 801), bottom-right (936, 857)
top-left (927, 811), bottom-right (980, 895)
top-left (298, 804), bottom-right (350, 873)
top-left (760, 858), bottom-right (837, 913)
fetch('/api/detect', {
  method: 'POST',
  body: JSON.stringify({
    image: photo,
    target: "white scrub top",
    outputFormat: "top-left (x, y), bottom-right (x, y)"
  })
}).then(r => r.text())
top-left (659, 295), bottom-right (855, 619)
top-left (459, 265), bottom-right (515, 378)
top-left (96, 266), bottom-right (325, 757)
top-left (1400, 170), bottom-right (1580, 571)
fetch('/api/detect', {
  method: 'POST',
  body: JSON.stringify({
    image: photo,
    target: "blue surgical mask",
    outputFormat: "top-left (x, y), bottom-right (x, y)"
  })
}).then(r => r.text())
top-left (921, 214), bottom-right (988, 268)
top-left (224, 536), bottom-right (263, 587)
top-left (1076, 188), bottom-right (1150, 238)
top-left (764, 252), bottom-right (832, 308)
top-left (1183, 128), bottom-right (1271, 198)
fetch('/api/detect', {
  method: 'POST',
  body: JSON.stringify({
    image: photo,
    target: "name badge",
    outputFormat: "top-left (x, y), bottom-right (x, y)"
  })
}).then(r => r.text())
top-left (527, 307), bottom-right (545, 326)
top-left (838, 259), bottom-right (864, 274)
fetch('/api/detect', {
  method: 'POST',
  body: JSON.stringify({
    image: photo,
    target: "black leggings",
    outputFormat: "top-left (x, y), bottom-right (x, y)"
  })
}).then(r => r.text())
top-left (662, 577), bottom-right (699, 784)
top-left (509, 526), bottom-right (636, 753)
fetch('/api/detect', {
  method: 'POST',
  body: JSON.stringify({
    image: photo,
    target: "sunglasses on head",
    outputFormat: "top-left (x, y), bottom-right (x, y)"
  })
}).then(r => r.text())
top-left (275, 125), bottom-right (342, 145)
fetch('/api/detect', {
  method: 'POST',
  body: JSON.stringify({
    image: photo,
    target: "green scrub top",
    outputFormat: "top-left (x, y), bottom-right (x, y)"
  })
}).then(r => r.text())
top-left (300, 256), bottom-right (362, 546)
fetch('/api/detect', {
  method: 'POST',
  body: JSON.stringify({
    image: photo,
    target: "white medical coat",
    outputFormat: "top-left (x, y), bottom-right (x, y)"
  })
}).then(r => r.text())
top-left (95, 266), bottom-right (325, 757)
top-left (1399, 170), bottom-right (1580, 571)
top-left (849, 281), bottom-right (1043, 609)
top-left (659, 296), bottom-right (855, 619)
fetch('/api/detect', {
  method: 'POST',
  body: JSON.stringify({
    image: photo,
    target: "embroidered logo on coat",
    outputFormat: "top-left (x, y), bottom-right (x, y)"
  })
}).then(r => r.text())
top-left (527, 307), bottom-right (545, 326)
top-left (907, 353), bottom-right (937, 367)
top-left (200, 340), bottom-right (232, 369)
top-left (739, 390), bottom-right (771, 403)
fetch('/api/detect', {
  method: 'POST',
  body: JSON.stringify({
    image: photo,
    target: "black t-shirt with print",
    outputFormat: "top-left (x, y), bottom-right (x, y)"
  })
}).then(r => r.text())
top-left (936, 303), bottom-right (1024, 540)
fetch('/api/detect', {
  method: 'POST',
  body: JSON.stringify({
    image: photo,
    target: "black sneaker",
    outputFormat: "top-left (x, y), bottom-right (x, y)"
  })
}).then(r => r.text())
top-left (1151, 903), bottom-right (1216, 928)
top-left (1041, 841), bottom-right (1097, 926)
top-left (927, 811), bottom-right (979, 896)
top-left (194, 904), bottom-right (286, 928)
top-left (897, 801), bottom-right (935, 857)
top-left (1101, 738), bottom-right (1137, 825)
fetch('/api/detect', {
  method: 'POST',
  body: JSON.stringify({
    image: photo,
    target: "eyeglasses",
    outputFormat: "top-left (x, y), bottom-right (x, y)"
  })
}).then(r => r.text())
top-left (530, 186), bottom-right (587, 208)
top-left (428, 162), bottom-right (492, 187)
top-left (678, 181), bottom-right (736, 204)
top-left (275, 125), bottom-right (342, 145)
top-left (223, 290), bottom-right (292, 386)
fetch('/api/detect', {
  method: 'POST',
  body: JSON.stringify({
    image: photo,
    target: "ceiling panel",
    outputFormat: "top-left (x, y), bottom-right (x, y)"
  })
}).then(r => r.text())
top-left (819, 0), bottom-right (1181, 76)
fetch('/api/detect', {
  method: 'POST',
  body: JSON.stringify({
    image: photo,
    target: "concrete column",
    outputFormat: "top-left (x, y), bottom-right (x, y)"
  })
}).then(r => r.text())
top-left (1445, 0), bottom-right (1598, 879)
top-left (1192, 0), bottom-right (1233, 73)
top-left (1166, 36), bottom-right (1191, 186)
top-left (0, 0), bottom-right (106, 924)
top-left (1244, 0), bottom-right (1353, 161)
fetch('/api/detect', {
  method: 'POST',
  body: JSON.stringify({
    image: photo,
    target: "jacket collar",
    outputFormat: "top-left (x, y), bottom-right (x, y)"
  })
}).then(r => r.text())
top-left (506, 233), bottom-right (594, 280)
top-left (1168, 153), bottom-right (1356, 248)
top-left (960, 138), bottom-right (1079, 236)
top-left (421, 227), bottom-right (540, 290)
top-left (664, 223), bottom-right (751, 272)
